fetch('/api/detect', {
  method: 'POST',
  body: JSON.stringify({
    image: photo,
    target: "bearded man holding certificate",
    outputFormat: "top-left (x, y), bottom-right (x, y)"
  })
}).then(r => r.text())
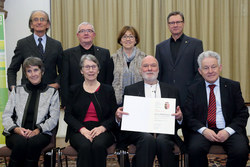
top-left (115, 55), bottom-right (184, 167)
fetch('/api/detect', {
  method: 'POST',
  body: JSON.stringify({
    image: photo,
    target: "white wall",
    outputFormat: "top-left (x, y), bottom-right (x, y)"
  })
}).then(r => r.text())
top-left (5, 0), bottom-right (50, 84)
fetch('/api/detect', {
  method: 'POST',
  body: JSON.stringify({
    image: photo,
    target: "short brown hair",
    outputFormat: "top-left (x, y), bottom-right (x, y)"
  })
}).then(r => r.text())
top-left (167, 11), bottom-right (185, 23)
top-left (117, 26), bottom-right (140, 46)
top-left (23, 57), bottom-right (45, 74)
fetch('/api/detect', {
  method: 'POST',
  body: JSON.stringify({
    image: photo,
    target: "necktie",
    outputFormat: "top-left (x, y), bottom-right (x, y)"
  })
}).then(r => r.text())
top-left (38, 38), bottom-right (44, 55)
top-left (207, 84), bottom-right (216, 128)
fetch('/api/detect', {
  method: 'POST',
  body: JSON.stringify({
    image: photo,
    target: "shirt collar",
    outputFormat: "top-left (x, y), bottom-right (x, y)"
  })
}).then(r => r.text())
top-left (170, 33), bottom-right (184, 42)
top-left (33, 34), bottom-right (46, 43)
top-left (79, 44), bottom-right (94, 51)
top-left (205, 77), bottom-right (220, 88)
top-left (144, 80), bottom-right (159, 87)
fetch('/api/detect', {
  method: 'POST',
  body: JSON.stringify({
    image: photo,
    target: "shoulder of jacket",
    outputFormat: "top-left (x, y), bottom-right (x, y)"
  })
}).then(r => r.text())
top-left (94, 45), bottom-right (109, 52)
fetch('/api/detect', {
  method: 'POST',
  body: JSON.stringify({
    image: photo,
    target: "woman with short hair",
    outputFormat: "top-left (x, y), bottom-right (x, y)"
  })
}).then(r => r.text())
top-left (64, 54), bottom-right (117, 167)
top-left (2, 57), bottom-right (60, 167)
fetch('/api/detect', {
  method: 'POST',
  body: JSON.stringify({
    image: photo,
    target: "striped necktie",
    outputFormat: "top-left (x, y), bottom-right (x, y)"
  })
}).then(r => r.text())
top-left (207, 84), bottom-right (216, 128)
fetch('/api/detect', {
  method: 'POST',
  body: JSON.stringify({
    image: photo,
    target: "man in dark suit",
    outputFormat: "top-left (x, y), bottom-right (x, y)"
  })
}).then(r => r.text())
top-left (61, 22), bottom-right (113, 107)
top-left (7, 10), bottom-right (63, 91)
top-left (116, 55), bottom-right (183, 167)
top-left (183, 51), bottom-right (249, 167)
top-left (155, 11), bottom-right (203, 106)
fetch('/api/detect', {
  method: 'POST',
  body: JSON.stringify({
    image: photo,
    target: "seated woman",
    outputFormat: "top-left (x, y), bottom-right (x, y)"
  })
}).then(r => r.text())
top-left (2, 57), bottom-right (60, 167)
top-left (112, 25), bottom-right (146, 106)
top-left (64, 54), bottom-right (118, 167)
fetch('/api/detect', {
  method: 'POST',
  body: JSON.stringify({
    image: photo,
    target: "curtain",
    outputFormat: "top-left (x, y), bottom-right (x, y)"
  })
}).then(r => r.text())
top-left (51, 0), bottom-right (250, 102)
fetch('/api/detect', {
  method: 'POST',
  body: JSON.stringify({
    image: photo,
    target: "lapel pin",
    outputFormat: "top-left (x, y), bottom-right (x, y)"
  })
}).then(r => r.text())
top-left (185, 41), bottom-right (188, 44)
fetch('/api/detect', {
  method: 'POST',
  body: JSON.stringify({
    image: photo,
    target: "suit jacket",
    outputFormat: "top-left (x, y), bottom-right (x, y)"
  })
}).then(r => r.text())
top-left (64, 83), bottom-right (118, 142)
top-left (7, 34), bottom-right (63, 90)
top-left (183, 77), bottom-right (249, 141)
top-left (61, 45), bottom-right (114, 106)
top-left (155, 34), bottom-right (203, 105)
top-left (122, 81), bottom-right (184, 149)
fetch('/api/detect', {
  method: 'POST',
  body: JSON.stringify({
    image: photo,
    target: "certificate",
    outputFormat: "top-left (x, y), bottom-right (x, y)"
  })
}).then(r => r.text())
top-left (121, 95), bottom-right (176, 135)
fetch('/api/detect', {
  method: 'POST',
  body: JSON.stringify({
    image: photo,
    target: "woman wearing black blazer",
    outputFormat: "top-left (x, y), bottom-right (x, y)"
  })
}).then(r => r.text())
top-left (64, 54), bottom-right (117, 167)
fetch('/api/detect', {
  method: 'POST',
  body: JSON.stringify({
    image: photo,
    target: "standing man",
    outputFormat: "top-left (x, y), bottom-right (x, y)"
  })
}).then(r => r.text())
top-left (7, 10), bottom-right (63, 90)
top-left (183, 51), bottom-right (249, 167)
top-left (61, 22), bottom-right (113, 107)
top-left (155, 11), bottom-right (203, 106)
top-left (116, 55), bottom-right (184, 167)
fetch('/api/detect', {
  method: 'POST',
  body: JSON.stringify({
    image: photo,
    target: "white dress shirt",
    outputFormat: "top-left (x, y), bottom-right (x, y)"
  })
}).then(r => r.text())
top-left (198, 78), bottom-right (235, 135)
top-left (34, 34), bottom-right (46, 53)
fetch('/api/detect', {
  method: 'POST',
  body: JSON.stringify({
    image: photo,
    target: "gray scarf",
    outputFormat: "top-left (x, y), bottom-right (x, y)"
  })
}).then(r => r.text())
top-left (122, 48), bottom-right (136, 93)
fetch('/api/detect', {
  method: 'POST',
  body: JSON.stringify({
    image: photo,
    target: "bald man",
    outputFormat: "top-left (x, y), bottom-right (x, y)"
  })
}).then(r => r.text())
top-left (115, 56), bottom-right (184, 167)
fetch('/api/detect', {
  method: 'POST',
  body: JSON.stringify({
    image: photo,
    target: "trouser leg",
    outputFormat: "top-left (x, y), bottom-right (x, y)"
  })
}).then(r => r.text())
top-left (156, 134), bottom-right (178, 167)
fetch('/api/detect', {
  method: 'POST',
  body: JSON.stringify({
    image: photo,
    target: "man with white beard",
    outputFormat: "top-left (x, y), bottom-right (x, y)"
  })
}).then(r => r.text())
top-left (115, 55), bottom-right (184, 167)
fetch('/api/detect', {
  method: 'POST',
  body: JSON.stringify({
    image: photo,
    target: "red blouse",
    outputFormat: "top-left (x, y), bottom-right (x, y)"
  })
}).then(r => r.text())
top-left (83, 86), bottom-right (100, 122)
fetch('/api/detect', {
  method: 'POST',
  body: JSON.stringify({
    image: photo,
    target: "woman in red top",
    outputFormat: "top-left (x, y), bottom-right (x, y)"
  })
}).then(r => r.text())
top-left (64, 54), bottom-right (117, 167)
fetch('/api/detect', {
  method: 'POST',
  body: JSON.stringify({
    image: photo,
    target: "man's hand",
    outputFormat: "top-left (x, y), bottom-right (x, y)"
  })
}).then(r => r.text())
top-left (80, 127), bottom-right (93, 142)
top-left (10, 85), bottom-right (15, 91)
top-left (115, 107), bottom-right (129, 123)
top-left (216, 130), bottom-right (230, 142)
top-left (202, 128), bottom-right (220, 142)
top-left (90, 126), bottom-right (106, 138)
top-left (171, 106), bottom-right (183, 121)
top-left (48, 83), bottom-right (60, 90)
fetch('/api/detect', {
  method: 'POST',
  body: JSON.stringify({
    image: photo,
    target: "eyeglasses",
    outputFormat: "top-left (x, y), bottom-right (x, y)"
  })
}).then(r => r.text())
top-left (122, 35), bottom-right (135, 40)
top-left (168, 21), bottom-right (183, 26)
top-left (83, 65), bottom-right (98, 70)
top-left (32, 17), bottom-right (47, 22)
top-left (78, 29), bottom-right (94, 34)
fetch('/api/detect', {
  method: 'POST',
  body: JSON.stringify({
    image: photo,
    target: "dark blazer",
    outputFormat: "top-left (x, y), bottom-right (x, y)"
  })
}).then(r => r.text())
top-left (64, 83), bottom-right (118, 142)
top-left (155, 34), bottom-right (203, 105)
top-left (183, 77), bottom-right (249, 141)
top-left (123, 81), bottom-right (184, 148)
top-left (7, 34), bottom-right (63, 90)
top-left (61, 45), bottom-right (114, 106)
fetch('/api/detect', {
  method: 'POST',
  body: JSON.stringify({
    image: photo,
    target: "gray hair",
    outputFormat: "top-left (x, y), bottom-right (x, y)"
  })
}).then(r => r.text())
top-left (28, 10), bottom-right (50, 33)
top-left (197, 51), bottom-right (221, 68)
top-left (77, 22), bottom-right (95, 33)
top-left (23, 57), bottom-right (45, 74)
top-left (80, 54), bottom-right (100, 69)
